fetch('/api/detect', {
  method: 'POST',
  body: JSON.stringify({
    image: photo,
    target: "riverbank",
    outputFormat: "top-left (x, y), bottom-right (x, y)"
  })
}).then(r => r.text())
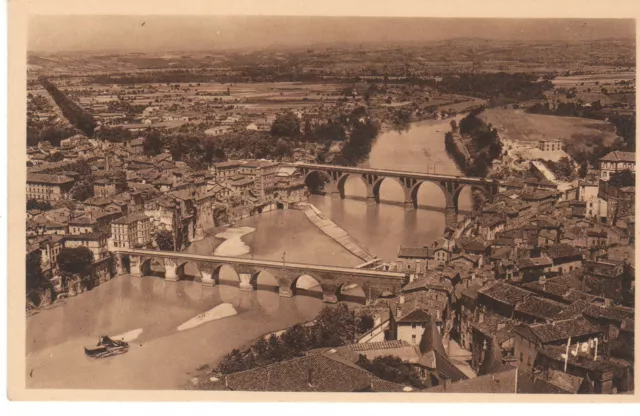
top-left (294, 202), bottom-right (377, 263)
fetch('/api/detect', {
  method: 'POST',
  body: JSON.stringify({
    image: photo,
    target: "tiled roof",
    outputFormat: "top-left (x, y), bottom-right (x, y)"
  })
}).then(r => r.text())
top-left (350, 340), bottom-right (407, 352)
top-left (68, 216), bottom-right (98, 225)
top-left (599, 150), bottom-right (636, 162)
top-left (582, 304), bottom-right (632, 323)
top-left (112, 212), bottom-right (149, 224)
top-left (514, 296), bottom-right (566, 321)
top-left (478, 282), bottom-right (532, 306)
top-left (553, 300), bottom-right (591, 320)
top-left (397, 308), bottom-right (434, 324)
top-left (84, 196), bottom-right (113, 206)
top-left (519, 317), bottom-right (601, 344)
top-left (472, 314), bottom-right (516, 344)
top-left (327, 341), bottom-right (422, 365)
top-left (223, 353), bottom-right (407, 392)
top-left (516, 256), bottom-right (553, 269)
top-left (401, 275), bottom-right (453, 294)
top-left (544, 243), bottom-right (581, 259)
top-left (536, 344), bottom-right (630, 373)
top-left (456, 237), bottom-right (488, 252)
top-left (398, 246), bottom-right (431, 258)
top-left (27, 173), bottom-right (74, 185)
top-left (424, 367), bottom-right (517, 393)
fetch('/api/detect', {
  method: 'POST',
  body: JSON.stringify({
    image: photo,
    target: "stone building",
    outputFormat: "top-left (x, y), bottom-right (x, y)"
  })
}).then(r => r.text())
top-left (26, 173), bottom-right (74, 202)
top-left (110, 212), bottom-right (152, 249)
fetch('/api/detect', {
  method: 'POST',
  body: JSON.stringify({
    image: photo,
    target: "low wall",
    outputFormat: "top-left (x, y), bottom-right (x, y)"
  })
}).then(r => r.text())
top-left (294, 202), bottom-right (377, 263)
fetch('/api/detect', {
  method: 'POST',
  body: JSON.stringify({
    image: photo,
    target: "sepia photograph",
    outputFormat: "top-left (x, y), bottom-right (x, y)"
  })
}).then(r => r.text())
top-left (6, 0), bottom-right (639, 403)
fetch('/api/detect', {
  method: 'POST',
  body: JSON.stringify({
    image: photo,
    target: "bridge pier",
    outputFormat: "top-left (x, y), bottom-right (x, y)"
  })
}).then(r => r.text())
top-left (115, 253), bottom-right (125, 275)
top-left (198, 262), bottom-right (216, 287)
top-left (238, 273), bottom-right (254, 291)
top-left (130, 255), bottom-right (142, 277)
top-left (403, 188), bottom-right (415, 211)
top-left (164, 258), bottom-right (179, 282)
top-left (279, 285), bottom-right (294, 297)
top-left (322, 284), bottom-right (338, 303)
top-left (201, 270), bottom-right (216, 286)
top-left (365, 184), bottom-right (377, 205)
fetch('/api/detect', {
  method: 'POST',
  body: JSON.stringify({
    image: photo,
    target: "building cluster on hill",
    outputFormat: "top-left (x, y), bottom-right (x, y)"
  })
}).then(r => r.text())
top-left (217, 149), bottom-right (636, 394)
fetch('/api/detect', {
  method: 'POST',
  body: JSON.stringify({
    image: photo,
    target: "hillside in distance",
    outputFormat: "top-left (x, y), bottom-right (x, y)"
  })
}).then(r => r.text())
top-left (27, 38), bottom-right (635, 75)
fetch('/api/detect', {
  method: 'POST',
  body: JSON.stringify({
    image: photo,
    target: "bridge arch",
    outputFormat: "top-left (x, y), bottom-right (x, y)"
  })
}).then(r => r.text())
top-left (175, 260), bottom-right (201, 281)
top-left (410, 180), bottom-right (451, 210)
top-left (303, 170), bottom-right (333, 194)
top-left (453, 184), bottom-right (493, 213)
top-left (370, 176), bottom-right (411, 205)
top-left (214, 264), bottom-right (241, 287)
top-left (336, 282), bottom-right (367, 305)
top-left (250, 270), bottom-right (279, 292)
top-left (291, 274), bottom-right (324, 299)
top-left (337, 173), bottom-right (369, 199)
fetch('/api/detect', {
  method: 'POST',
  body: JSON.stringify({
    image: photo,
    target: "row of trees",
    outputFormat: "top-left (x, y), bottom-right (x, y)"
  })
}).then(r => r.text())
top-left (216, 304), bottom-right (374, 374)
top-left (445, 109), bottom-right (503, 177)
top-left (39, 77), bottom-right (96, 136)
top-left (436, 72), bottom-right (554, 104)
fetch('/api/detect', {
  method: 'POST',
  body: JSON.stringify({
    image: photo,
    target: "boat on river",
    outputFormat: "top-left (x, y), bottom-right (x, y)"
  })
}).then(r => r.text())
top-left (84, 336), bottom-right (129, 359)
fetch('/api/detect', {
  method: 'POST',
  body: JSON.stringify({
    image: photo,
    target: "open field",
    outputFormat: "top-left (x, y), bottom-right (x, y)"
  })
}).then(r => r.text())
top-left (480, 108), bottom-right (618, 145)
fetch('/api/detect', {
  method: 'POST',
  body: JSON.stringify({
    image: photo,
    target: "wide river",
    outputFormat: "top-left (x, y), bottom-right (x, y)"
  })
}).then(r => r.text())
top-left (25, 116), bottom-right (472, 389)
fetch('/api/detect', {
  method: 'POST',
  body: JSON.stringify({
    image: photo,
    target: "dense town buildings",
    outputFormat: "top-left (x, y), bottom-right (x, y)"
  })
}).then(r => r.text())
top-left (23, 52), bottom-right (635, 395)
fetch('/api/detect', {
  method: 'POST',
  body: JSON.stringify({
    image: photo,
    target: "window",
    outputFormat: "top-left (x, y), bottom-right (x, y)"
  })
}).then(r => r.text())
top-left (527, 356), bottom-right (531, 366)
top-left (411, 335), bottom-right (417, 344)
top-left (520, 352), bottom-right (523, 362)
top-left (412, 323), bottom-right (417, 329)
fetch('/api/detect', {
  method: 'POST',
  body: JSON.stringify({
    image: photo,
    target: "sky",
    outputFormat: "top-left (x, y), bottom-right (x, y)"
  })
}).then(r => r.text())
top-left (28, 16), bottom-right (635, 52)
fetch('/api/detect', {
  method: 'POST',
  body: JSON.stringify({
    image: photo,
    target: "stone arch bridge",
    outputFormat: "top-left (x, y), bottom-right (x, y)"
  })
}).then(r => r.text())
top-left (291, 163), bottom-right (502, 217)
top-left (114, 248), bottom-right (407, 303)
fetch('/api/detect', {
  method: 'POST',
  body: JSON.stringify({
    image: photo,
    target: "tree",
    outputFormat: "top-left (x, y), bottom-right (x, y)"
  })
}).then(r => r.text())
top-left (155, 230), bottom-right (175, 251)
top-left (95, 126), bottom-right (132, 143)
top-left (578, 161), bottom-right (588, 179)
top-left (357, 312), bottom-right (375, 334)
top-left (270, 111), bottom-right (301, 138)
top-left (26, 250), bottom-right (48, 292)
top-left (70, 180), bottom-right (94, 202)
top-left (142, 129), bottom-right (164, 155)
top-left (112, 170), bottom-right (128, 193)
top-left (26, 199), bottom-right (52, 211)
top-left (217, 349), bottom-right (249, 374)
top-left (314, 304), bottom-right (357, 347)
top-left (57, 246), bottom-right (94, 277)
top-left (281, 324), bottom-right (310, 358)
top-left (265, 334), bottom-right (285, 361)
top-left (608, 170), bottom-right (635, 188)
top-left (71, 159), bottom-right (94, 179)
